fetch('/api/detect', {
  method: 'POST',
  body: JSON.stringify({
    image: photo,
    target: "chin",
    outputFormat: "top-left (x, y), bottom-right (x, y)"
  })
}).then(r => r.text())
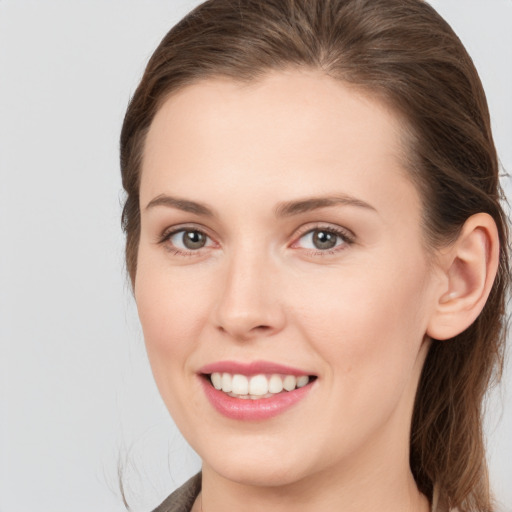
top-left (208, 456), bottom-right (313, 488)
top-left (197, 432), bottom-right (330, 489)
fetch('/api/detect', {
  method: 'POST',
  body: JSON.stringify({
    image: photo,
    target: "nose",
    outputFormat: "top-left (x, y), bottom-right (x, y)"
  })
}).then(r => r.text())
top-left (212, 250), bottom-right (286, 341)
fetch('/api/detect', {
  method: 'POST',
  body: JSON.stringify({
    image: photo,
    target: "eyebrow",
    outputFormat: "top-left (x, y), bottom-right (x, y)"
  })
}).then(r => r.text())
top-left (144, 193), bottom-right (377, 217)
top-left (145, 194), bottom-right (214, 216)
top-left (274, 195), bottom-right (377, 217)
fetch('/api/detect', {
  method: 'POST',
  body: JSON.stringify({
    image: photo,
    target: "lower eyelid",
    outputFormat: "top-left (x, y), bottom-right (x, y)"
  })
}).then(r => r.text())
top-left (169, 248), bottom-right (209, 257)
top-left (162, 241), bottom-right (214, 258)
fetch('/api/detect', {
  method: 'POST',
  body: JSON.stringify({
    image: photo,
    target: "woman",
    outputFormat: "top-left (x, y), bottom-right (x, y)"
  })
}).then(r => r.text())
top-left (120, 0), bottom-right (509, 510)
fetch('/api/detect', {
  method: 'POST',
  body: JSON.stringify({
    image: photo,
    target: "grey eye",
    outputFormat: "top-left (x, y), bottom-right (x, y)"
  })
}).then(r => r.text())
top-left (170, 230), bottom-right (209, 250)
top-left (298, 229), bottom-right (345, 251)
top-left (312, 230), bottom-right (338, 250)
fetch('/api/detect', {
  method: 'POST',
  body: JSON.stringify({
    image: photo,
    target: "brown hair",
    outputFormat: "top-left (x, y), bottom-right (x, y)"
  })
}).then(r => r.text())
top-left (120, 0), bottom-right (509, 509)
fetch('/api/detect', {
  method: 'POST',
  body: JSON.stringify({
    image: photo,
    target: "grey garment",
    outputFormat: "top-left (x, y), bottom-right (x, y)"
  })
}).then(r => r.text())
top-left (152, 473), bottom-right (202, 512)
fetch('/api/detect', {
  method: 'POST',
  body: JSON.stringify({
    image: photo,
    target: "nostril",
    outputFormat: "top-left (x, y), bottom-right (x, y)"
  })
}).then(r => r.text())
top-left (253, 325), bottom-right (272, 331)
top-left (215, 321), bottom-right (276, 340)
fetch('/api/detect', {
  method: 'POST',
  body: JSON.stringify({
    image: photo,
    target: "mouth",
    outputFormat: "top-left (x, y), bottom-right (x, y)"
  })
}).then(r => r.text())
top-left (202, 372), bottom-right (317, 400)
top-left (198, 361), bottom-right (317, 420)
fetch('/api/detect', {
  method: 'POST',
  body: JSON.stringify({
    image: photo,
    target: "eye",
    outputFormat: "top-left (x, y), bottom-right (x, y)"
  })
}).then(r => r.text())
top-left (164, 229), bottom-right (214, 252)
top-left (294, 227), bottom-right (352, 252)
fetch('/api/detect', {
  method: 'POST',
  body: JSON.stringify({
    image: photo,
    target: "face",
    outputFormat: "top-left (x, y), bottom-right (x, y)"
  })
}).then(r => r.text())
top-left (135, 69), bottom-right (441, 489)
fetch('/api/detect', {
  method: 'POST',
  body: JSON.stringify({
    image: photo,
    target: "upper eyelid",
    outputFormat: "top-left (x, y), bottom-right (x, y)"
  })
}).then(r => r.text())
top-left (159, 223), bottom-right (213, 240)
top-left (291, 223), bottom-right (355, 241)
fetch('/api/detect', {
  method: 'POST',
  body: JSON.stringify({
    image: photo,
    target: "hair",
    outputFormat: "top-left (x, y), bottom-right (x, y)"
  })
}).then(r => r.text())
top-left (120, 0), bottom-right (509, 510)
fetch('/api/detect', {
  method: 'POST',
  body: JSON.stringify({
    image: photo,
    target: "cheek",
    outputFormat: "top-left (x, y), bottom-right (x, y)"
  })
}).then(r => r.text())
top-left (134, 260), bottom-right (218, 432)
top-left (134, 255), bottom-right (212, 374)
top-left (291, 254), bottom-right (431, 389)
top-left (291, 263), bottom-right (432, 457)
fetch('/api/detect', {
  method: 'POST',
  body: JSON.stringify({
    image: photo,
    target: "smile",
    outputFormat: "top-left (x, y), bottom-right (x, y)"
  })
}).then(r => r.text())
top-left (199, 361), bottom-right (317, 420)
top-left (209, 372), bottom-right (311, 399)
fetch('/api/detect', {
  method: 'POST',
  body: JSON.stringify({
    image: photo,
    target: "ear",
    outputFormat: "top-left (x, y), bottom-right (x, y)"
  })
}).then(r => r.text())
top-left (427, 213), bottom-right (500, 341)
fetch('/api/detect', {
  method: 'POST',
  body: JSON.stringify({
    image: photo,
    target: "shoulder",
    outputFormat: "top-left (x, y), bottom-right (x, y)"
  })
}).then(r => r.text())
top-left (151, 473), bottom-right (202, 512)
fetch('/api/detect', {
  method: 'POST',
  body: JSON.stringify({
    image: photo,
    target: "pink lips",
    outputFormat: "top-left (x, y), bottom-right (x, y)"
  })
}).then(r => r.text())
top-left (200, 360), bottom-right (312, 377)
top-left (199, 360), bottom-right (315, 421)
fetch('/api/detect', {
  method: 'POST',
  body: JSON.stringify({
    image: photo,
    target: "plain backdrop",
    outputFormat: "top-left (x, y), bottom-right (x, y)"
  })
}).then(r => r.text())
top-left (1, 1), bottom-right (511, 511)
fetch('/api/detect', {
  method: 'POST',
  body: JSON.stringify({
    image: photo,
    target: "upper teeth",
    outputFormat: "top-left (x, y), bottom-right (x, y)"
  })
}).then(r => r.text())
top-left (210, 373), bottom-right (310, 398)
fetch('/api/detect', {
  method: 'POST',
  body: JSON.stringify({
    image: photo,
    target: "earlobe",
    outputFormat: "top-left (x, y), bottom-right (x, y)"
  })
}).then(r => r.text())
top-left (427, 213), bottom-right (500, 341)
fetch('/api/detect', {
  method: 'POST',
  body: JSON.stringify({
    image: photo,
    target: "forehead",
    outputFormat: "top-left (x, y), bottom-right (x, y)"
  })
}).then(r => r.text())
top-left (141, 69), bottom-right (418, 218)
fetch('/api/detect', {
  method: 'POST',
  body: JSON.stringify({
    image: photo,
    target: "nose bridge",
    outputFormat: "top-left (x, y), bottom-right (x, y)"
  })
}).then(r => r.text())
top-left (213, 242), bottom-right (284, 339)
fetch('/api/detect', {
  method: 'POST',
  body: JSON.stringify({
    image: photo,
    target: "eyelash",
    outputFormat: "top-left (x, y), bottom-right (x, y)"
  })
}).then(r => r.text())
top-left (292, 224), bottom-right (355, 256)
top-left (157, 224), bottom-right (355, 257)
top-left (158, 224), bottom-right (215, 257)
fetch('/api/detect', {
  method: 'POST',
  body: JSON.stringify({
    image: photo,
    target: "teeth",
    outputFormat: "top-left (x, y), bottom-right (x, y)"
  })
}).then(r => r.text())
top-left (283, 375), bottom-right (297, 391)
top-left (221, 373), bottom-right (232, 393)
top-left (231, 374), bottom-right (249, 395)
top-left (248, 374), bottom-right (268, 396)
top-left (268, 374), bottom-right (284, 394)
top-left (297, 375), bottom-right (309, 388)
top-left (210, 372), bottom-right (311, 399)
top-left (211, 372), bottom-right (222, 390)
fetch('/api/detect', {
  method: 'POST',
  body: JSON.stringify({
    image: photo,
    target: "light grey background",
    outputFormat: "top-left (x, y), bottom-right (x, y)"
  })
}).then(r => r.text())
top-left (0, 1), bottom-right (510, 511)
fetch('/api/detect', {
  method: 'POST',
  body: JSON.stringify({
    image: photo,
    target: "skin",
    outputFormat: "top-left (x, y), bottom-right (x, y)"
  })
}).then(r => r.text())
top-left (135, 69), bottom-right (445, 511)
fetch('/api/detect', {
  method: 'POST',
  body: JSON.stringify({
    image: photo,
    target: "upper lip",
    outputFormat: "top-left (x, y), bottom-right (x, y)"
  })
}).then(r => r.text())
top-left (199, 360), bottom-right (315, 377)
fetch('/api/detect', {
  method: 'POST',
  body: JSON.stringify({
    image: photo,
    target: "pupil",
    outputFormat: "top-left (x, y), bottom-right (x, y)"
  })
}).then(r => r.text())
top-left (183, 231), bottom-right (206, 249)
top-left (313, 230), bottom-right (337, 250)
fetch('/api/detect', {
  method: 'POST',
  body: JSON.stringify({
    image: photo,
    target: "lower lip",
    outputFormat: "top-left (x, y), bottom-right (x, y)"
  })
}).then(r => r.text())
top-left (200, 377), bottom-right (314, 421)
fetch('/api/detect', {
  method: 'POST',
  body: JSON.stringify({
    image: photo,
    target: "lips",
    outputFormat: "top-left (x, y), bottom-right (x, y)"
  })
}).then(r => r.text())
top-left (199, 360), bottom-right (316, 420)
top-left (200, 360), bottom-right (314, 376)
